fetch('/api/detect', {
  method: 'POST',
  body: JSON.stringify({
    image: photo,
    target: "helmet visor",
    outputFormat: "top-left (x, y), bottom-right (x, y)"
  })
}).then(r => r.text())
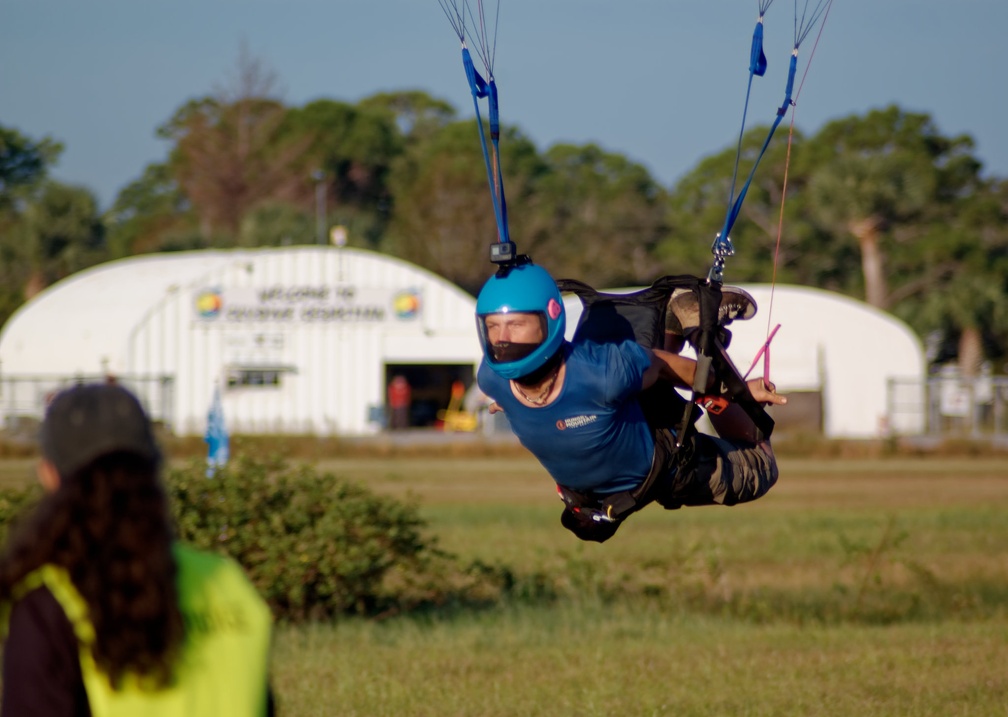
top-left (478, 312), bottom-right (548, 366)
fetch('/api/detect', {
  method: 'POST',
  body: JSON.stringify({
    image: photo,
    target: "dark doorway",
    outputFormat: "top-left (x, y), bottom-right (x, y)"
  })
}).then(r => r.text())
top-left (384, 363), bottom-right (475, 428)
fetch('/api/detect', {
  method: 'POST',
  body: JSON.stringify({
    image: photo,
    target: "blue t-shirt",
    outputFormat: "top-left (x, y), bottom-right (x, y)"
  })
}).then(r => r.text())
top-left (478, 339), bottom-right (655, 494)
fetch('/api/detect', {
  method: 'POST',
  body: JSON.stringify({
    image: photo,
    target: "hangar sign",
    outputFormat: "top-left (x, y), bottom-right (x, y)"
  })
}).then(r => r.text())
top-left (193, 285), bottom-right (421, 324)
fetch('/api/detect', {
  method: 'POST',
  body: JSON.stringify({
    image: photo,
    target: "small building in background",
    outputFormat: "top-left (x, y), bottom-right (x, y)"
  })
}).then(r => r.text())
top-left (0, 247), bottom-right (482, 437)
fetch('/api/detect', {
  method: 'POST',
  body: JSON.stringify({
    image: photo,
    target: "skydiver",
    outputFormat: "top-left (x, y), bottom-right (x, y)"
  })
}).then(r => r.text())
top-left (475, 262), bottom-right (787, 542)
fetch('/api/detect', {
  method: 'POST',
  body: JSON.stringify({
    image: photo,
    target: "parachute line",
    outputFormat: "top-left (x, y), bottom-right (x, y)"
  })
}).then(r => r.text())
top-left (725, 10), bottom-right (770, 230)
top-left (794, 0), bottom-right (831, 48)
top-left (711, 0), bottom-right (832, 282)
top-left (765, 0), bottom-right (832, 336)
top-left (440, 0), bottom-right (498, 81)
top-left (437, 0), bottom-right (467, 44)
top-left (439, 0), bottom-right (511, 247)
top-left (475, 0), bottom-right (500, 78)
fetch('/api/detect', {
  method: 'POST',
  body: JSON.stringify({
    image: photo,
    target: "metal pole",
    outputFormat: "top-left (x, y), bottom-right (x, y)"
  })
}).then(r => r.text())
top-left (313, 170), bottom-right (326, 245)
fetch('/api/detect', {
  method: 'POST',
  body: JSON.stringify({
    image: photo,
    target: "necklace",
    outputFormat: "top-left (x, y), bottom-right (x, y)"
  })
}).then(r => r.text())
top-left (513, 365), bottom-right (560, 406)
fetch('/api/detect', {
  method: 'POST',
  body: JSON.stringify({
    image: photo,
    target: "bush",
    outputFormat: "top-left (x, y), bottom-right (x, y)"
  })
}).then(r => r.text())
top-left (0, 452), bottom-right (536, 622)
top-left (167, 452), bottom-right (511, 621)
top-left (0, 482), bottom-right (42, 545)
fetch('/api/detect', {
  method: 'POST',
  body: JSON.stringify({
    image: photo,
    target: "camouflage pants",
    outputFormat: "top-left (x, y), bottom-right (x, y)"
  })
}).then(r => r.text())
top-left (558, 430), bottom-right (778, 542)
top-left (653, 431), bottom-right (779, 509)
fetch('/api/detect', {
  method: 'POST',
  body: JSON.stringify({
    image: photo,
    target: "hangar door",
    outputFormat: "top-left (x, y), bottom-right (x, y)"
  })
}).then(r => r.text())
top-left (384, 363), bottom-right (475, 428)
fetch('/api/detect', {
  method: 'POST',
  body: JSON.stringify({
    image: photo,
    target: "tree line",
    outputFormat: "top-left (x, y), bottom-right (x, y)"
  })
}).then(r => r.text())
top-left (2, 57), bottom-right (1006, 374)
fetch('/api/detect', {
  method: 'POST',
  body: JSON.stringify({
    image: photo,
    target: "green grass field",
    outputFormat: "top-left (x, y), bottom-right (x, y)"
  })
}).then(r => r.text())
top-left (267, 454), bottom-right (1008, 716)
top-left (4, 453), bottom-right (1008, 715)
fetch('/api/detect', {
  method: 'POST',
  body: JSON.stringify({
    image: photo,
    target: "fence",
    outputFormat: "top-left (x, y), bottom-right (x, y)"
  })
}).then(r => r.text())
top-left (887, 375), bottom-right (1008, 440)
top-left (0, 374), bottom-right (175, 437)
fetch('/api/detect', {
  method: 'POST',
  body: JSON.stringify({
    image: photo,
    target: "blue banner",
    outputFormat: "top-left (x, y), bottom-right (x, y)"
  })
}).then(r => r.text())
top-left (205, 386), bottom-right (230, 477)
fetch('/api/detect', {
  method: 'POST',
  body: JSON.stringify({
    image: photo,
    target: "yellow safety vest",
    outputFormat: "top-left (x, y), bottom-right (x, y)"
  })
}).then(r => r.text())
top-left (3, 544), bottom-right (272, 717)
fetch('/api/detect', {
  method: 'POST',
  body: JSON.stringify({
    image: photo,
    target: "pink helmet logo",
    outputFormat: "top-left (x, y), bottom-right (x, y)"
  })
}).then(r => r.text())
top-left (547, 298), bottom-right (562, 320)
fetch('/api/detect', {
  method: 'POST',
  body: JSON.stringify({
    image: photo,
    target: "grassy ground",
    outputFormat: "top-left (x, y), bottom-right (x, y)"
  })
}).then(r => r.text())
top-left (4, 451), bottom-right (1008, 715)
top-left (273, 610), bottom-right (1008, 717)
top-left (264, 454), bottom-right (1008, 716)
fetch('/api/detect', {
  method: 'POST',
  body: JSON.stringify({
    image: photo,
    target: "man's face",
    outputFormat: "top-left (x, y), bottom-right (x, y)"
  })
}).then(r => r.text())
top-left (482, 311), bottom-right (548, 365)
top-left (484, 312), bottom-right (544, 346)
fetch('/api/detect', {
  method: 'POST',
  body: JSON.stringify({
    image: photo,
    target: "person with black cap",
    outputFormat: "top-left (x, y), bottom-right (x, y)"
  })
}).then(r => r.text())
top-left (475, 262), bottom-right (788, 543)
top-left (0, 383), bottom-right (274, 716)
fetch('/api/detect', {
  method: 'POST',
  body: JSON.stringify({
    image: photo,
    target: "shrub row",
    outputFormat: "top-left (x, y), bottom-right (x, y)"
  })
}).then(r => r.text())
top-left (167, 453), bottom-right (516, 621)
top-left (0, 452), bottom-right (515, 622)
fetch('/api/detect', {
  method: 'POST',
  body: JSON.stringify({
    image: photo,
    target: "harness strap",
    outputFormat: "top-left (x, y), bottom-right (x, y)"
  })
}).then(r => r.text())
top-left (681, 282), bottom-right (775, 443)
top-left (557, 424), bottom-right (693, 525)
top-left (557, 274), bottom-right (700, 349)
top-left (713, 340), bottom-right (775, 441)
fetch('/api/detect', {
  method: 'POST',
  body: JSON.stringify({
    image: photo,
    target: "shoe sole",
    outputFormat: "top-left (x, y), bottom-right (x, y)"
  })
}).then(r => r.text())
top-left (665, 286), bottom-right (757, 335)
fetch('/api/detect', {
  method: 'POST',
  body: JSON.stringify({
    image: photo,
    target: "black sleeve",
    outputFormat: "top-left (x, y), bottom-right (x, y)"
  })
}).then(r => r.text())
top-left (1, 586), bottom-right (91, 717)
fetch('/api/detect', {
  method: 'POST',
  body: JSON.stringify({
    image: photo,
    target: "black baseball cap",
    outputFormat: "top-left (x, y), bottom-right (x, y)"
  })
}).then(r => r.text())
top-left (40, 383), bottom-right (161, 477)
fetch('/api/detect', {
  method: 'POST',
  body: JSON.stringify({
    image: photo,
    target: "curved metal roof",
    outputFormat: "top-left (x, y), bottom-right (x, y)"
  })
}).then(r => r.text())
top-left (0, 247), bottom-right (476, 376)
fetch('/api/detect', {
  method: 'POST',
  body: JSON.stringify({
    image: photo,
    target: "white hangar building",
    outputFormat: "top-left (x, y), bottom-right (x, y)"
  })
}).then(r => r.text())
top-left (564, 283), bottom-right (927, 439)
top-left (0, 247), bottom-right (483, 436)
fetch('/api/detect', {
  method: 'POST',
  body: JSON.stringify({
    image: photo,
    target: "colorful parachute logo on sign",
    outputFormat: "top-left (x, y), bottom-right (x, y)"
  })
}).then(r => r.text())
top-left (196, 291), bottom-right (223, 319)
top-left (393, 291), bottom-right (421, 319)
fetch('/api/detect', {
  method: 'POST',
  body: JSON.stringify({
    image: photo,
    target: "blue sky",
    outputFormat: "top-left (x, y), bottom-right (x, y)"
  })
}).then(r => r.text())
top-left (2, 0), bottom-right (1006, 210)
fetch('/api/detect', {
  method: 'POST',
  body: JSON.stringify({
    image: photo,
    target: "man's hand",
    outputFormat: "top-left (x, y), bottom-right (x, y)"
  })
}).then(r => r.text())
top-left (748, 378), bottom-right (787, 406)
top-left (488, 401), bottom-right (504, 414)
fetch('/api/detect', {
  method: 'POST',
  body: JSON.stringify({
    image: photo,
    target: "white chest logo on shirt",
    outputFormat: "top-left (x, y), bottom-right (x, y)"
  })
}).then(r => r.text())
top-left (556, 415), bottom-right (598, 431)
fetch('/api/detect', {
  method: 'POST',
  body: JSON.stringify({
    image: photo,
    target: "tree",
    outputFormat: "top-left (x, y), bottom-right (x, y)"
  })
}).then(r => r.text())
top-left (801, 106), bottom-right (980, 309)
top-left (358, 90), bottom-right (456, 143)
top-left (0, 125), bottom-right (62, 202)
top-left (522, 143), bottom-right (668, 287)
top-left (384, 120), bottom-right (545, 294)
top-left (18, 182), bottom-right (107, 299)
top-left (104, 162), bottom-right (199, 256)
top-left (0, 127), bottom-right (103, 327)
top-left (239, 201), bottom-right (313, 249)
top-left (658, 125), bottom-right (802, 283)
top-left (656, 105), bottom-right (1008, 372)
top-left (280, 98), bottom-right (404, 247)
top-left (158, 50), bottom-right (311, 242)
top-left (889, 176), bottom-right (1008, 374)
top-left (796, 106), bottom-right (1006, 373)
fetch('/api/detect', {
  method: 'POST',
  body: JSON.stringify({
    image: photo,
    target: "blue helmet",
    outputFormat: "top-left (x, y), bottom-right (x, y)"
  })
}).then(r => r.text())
top-left (476, 263), bottom-right (566, 380)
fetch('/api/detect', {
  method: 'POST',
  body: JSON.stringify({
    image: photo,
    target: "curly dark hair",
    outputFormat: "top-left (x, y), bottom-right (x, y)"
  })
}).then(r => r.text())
top-left (0, 452), bottom-right (185, 689)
